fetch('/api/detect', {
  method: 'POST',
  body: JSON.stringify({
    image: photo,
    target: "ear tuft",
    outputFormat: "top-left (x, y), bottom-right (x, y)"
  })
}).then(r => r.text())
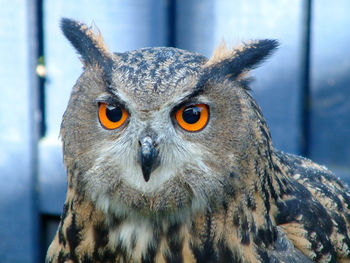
top-left (204, 39), bottom-right (279, 82)
top-left (60, 18), bottom-right (112, 67)
top-left (205, 40), bottom-right (233, 66)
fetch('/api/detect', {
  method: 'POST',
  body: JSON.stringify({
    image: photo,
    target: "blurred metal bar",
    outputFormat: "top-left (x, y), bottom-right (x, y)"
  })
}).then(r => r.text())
top-left (167, 0), bottom-right (176, 47)
top-left (27, 0), bottom-right (41, 261)
top-left (35, 0), bottom-right (46, 137)
top-left (300, 0), bottom-right (312, 157)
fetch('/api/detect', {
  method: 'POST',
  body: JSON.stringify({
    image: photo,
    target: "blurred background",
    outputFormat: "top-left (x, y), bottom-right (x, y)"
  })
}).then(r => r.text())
top-left (0, 0), bottom-right (349, 262)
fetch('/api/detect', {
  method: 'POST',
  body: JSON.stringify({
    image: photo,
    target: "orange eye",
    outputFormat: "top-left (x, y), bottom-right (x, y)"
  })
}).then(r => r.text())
top-left (175, 104), bottom-right (209, 132)
top-left (98, 103), bottom-right (128, 130)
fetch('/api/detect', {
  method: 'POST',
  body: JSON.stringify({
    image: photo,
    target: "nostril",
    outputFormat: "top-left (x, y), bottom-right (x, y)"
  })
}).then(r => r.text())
top-left (138, 140), bottom-right (142, 147)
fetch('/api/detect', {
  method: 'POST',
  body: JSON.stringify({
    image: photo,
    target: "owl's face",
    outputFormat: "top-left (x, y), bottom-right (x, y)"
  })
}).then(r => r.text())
top-left (61, 19), bottom-right (277, 220)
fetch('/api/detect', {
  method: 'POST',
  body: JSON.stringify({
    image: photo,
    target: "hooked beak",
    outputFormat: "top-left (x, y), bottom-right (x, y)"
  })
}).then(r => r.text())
top-left (139, 136), bottom-right (159, 182)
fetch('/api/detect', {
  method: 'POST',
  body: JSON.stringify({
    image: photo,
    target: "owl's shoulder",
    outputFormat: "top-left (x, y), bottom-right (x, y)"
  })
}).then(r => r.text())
top-left (275, 150), bottom-right (350, 202)
top-left (274, 150), bottom-right (350, 261)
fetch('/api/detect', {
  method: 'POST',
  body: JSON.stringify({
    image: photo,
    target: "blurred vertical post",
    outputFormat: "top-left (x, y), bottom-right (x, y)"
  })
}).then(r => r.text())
top-left (300, 0), bottom-right (312, 157)
top-left (27, 0), bottom-right (41, 261)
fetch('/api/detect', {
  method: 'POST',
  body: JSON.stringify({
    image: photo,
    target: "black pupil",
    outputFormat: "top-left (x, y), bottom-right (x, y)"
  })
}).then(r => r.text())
top-left (106, 105), bottom-right (122, 122)
top-left (182, 106), bottom-right (201, 124)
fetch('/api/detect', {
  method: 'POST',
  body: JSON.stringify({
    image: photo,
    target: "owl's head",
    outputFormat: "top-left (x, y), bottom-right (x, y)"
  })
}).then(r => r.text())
top-left (60, 18), bottom-right (278, 221)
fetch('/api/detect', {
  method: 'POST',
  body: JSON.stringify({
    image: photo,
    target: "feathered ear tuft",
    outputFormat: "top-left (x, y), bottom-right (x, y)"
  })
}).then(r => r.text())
top-left (204, 39), bottom-right (279, 82)
top-left (60, 18), bottom-right (112, 67)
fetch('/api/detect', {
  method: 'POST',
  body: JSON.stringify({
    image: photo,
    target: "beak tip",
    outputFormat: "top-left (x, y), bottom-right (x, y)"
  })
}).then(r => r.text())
top-left (143, 173), bottom-right (150, 182)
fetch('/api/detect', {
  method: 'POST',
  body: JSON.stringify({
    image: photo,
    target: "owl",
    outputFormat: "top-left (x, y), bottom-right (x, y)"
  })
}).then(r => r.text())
top-left (46, 18), bottom-right (350, 263)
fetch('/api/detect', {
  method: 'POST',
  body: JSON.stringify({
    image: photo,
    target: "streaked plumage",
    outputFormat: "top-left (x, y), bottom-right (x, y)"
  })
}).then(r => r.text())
top-left (46, 18), bottom-right (350, 263)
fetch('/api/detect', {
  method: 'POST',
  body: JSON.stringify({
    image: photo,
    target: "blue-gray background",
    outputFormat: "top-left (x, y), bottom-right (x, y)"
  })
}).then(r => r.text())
top-left (1, 0), bottom-right (349, 262)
